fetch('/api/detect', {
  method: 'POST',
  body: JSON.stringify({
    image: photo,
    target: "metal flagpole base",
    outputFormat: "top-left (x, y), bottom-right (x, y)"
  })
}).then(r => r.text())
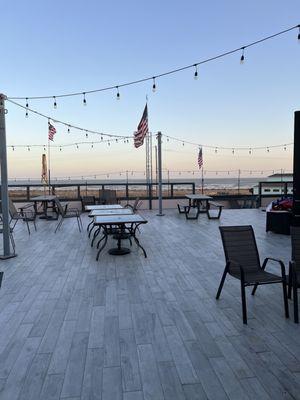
top-left (156, 213), bottom-right (165, 216)
top-left (0, 253), bottom-right (17, 260)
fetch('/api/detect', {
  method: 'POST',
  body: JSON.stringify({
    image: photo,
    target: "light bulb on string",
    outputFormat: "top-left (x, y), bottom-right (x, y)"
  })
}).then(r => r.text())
top-left (240, 47), bottom-right (245, 64)
top-left (76, 144), bottom-right (79, 149)
top-left (25, 98), bottom-right (29, 118)
top-left (182, 142), bottom-right (185, 146)
top-left (67, 125), bottom-right (71, 133)
top-left (267, 147), bottom-right (270, 153)
top-left (116, 86), bottom-right (120, 100)
top-left (194, 64), bottom-right (198, 80)
top-left (167, 137), bottom-right (169, 142)
top-left (27, 146), bottom-right (30, 151)
top-left (284, 145), bottom-right (287, 151)
top-left (232, 148), bottom-right (235, 154)
top-left (249, 148), bottom-right (252, 154)
top-left (152, 77), bottom-right (156, 92)
top-left (60, 147), bottom-right (62, 151)
top-left (91, 143), bottom-right (94, 149)
top-left (115, 139), bottom-right (118, 143)
top-left (83, 92), bottom-right (87, 106)
top-left (101, 136), bottom-right (103, 141)
top-left (215, 147), bottom-right (218, 153)
top-left (108, 141), bottom-right (110, 146)
top-left (127, 139), bottom-right (129, 143)
top-left (298, 26), bottom-right (300, 40)
top-left (44, 146), bottom-right (46, 151)
top-left (12, 146), bottom-right (15, 151)
top-left (85, 131), bottom-right (88, 138)
top-left (53, 96), bottom-right (57, 109)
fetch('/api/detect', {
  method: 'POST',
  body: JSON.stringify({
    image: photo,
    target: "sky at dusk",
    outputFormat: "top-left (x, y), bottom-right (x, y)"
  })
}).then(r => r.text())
top-left (2, 0), bottom-right (299, 179)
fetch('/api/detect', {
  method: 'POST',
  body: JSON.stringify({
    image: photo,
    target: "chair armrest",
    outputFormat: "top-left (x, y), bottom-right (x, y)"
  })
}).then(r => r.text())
top-left (125, 204), bottom-right (134, 210)
top-left (18, 203), bottom-right (34, 212)
top-left (262, 257), bottom-right (286, 278)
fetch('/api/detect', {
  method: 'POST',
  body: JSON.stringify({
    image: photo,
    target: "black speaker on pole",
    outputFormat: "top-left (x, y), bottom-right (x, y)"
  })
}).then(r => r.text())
top-left (293, 111), bottom-right (300, 225)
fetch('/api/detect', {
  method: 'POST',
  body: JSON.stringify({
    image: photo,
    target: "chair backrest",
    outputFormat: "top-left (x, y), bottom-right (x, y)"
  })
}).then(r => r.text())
top-left (103, 190), bottom-right (117, 204)
top-left (54, 198), bottom-right (66, 216)
top-left (291, 226), bottom-right (300, 266)
top-left (8, 198), bottom-right (18, 218)
top-left (219, 225), bottom-right (261, 274)
top-left (132, 197), bottom-right (142, 212)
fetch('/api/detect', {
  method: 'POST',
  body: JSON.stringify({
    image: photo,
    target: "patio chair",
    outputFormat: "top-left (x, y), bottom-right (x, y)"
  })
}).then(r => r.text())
top-left (0, 215), bottom-right (15, 254)
top-left (103, 190), bottom-right (118, 205)
top-left (80, 195), bottom-right (95, 212)
top-left (9, 198), bottom-right (36, 235)
top-left (125, 197), bottom-right (143, 213)
top-left (288, 226), bottom-right (300, 323)
top-left (216, 225), bottom-right (289, 324)
top-left (54, 198), bottom-right (83, 233)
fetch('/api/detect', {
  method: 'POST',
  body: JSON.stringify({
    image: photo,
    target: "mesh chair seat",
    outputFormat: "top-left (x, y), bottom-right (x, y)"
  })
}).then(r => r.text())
top-left (231, 270), bottom-right (283, 284)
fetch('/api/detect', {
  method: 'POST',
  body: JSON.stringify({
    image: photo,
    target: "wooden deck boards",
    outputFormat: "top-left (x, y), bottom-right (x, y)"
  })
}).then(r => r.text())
top-left (0, 209), bottom-right (298, 400)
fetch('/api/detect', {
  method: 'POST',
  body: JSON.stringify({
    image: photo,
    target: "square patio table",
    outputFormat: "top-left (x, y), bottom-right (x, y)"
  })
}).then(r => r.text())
top-left (93, 214), bottom-right (148, 259)
top-left (31, 195), bottom-right (58, 220)
top-left (185, 194), bottom-right (212, 213)
top-left (85, 204), bottom-right (123, 211)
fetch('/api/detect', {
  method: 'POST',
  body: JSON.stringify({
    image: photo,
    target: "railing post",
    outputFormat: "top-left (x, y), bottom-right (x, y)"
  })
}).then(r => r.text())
top-left (192, 182), bottom-right (196, 194)
top-left (148, 183), bottom-right (152, 210)
top-left (258, 182), bottom-right (262, 208)
top-left (77, 185), bottom-right (81, 200)
top-left (170, 183), bottom-right (174, 198)
top-left (26, 186), bottom-right (30, 201)
top-left (125, 183), bottom-right (129, 200)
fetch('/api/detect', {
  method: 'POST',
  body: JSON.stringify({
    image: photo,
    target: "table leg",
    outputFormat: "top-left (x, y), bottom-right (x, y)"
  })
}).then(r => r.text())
top-left (132, 223), bottom-right (147, 258)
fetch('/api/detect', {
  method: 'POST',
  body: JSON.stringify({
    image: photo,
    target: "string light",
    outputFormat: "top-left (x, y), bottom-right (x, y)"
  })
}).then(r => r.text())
top-left (60, 147), bottom-right (62, 151)
top-left (83, 92), bottom-right (87, 106)
top-left (12, 146), bottom-right (15, 151)
top-left (7, 24), bottom-right (299, 101)
top-left (284, 144), bottom-right (287, 151)
top-left (53, 96), bottom-right (57, 109)
top-left (152, 77), bottom-right (156, 92)
top-left (240, 47), bottom-right (245, 64)
top-left (68, 125), bottom-right (71, 133)
top-left (232, 148), bottom-right (235, 154)
top-left (267, 147), bottom-right (270, 152)
top-left (85, 131), bottom-right (88, 138)
top-left (215, 148), bottom-right (218, 153)
top-left (249, 148), bottom-right (252, 154)
top-left (27, 146), bottom-right (30, 151)
top-left (194, 64), bottom-right (198, 80)
top-left (25, 98), bottom-right (29, 118)
top-left (91, 143), bottom-right (94, 149)
top-left (116, 86), bottom-right (120, 100)
top-left (76, 143), bottom-right (79, 149)
top-left (108, 141), bottom-right (110, 146)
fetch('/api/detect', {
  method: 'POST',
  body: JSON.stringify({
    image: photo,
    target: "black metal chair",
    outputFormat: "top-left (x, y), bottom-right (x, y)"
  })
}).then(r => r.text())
top-left (125, 197), bottom-right (142, 213)
top-left (9, 198), bottom-right (36, 235)
top-left (216, 225), bottom-right (289, 324)
top-left (54, 198), bottom-right (83, 233)
top-left (80, 196), bottom-right (95, 212)
top-left (0, 215), bottom-right (15, 254)
top-left (288, 226), bottom-right (300, 323)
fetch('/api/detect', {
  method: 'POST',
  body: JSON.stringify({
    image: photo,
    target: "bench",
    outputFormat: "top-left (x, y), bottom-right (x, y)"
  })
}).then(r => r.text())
top-left (207, 201), bottom-right (223, 219)
top-left (177, 203), bottom-right (190, 214)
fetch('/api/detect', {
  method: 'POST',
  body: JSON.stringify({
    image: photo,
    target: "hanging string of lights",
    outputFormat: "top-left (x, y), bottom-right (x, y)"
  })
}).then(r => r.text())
top-left (164, 134), bottom-right (292, 153)
top-left (8, 168), bottom-right (289, 181)
top-left (6, 24), bottom-right (300, 102)
top-left (7, 99), bottom-right (135, 139)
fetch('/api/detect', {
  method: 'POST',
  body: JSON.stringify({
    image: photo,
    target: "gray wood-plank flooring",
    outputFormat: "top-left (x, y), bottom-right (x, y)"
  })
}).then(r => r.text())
top-left (0, 209), bottom-right (299, 399)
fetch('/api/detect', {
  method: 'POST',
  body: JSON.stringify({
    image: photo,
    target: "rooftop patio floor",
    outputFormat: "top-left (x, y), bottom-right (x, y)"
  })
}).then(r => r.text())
top-left (0, 208), bottom-right (299, 400)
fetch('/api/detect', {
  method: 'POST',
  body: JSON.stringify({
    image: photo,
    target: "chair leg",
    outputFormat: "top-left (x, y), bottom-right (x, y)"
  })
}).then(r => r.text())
top-left (251, 283), bottom-right (258, 296)
top-left (0, 271), bottom-right (3, 288)
top-left (76, 216), bottom-right (82, 232)
top-left (33, 219), bottom-right (37, 231)
top-left (55, 217), bottom-right (64, 233)
top-left (293, 275), bottom-right (298, 323)
top-left (25, 219), bottom-right (31, 235)
top-left (282, 279), bottom-right (289, 319)
top-left (288, 263), bottom-right (292, 299)
top-left (216, 265), bottom-right (228, 299)
top-left (240, 282), bottom-right (247, 324)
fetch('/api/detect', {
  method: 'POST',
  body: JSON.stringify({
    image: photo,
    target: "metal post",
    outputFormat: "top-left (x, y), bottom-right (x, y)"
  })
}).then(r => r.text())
top-left (156, 132), bottom-right (164, 216)
top-left (293, 111), bottom-right (300, 224)
top-left (0, 94), bottom-right (15, 258)
top-left (237, 169), bottom-right (241, 195)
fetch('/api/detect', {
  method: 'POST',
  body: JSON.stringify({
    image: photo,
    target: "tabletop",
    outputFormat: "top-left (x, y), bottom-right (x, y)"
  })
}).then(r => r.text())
top-left (185, 194), bottom-right (213, 201)
top-left (85, 204), bottom-right (123, 211)
top-left (89, 209), bottom-right (133, 217)
top-left (31, 195), bottom-right (57, 201)
top-left (94, 214), bottom-right (147, 225)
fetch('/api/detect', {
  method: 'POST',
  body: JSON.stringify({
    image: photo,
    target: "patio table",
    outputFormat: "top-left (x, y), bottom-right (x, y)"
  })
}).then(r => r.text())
top-left (87, 208), bottom-right (131, 237)
top-left (31, 195), bottom-right (58, 220)
top-left (85, 204), bottom-right (123, 211)
top-left (185, 194), bottom-right (212, 213)
top-left (93, 214), bottom-right (148, 260)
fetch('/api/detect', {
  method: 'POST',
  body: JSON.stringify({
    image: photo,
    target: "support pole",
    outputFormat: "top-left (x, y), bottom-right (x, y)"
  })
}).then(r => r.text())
top-left (293, 111), bottom-right (300, 225)
top-left (156, 132), bottom-right (164, 216)
top-left (0, 94), bottom-right (15, 259)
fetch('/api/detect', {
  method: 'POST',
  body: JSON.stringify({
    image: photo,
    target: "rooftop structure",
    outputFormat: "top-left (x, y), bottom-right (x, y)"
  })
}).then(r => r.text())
top-left (0, 209), bottom-right (298, 399)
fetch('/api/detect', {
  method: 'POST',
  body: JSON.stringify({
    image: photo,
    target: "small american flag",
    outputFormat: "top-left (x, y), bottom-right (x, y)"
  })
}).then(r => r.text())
top-left (134, 104), bottom-right (148, 148)
top-left (48, 122), bottom-right (57, 141)
top-left (198, 147), bottom-right (203, 169)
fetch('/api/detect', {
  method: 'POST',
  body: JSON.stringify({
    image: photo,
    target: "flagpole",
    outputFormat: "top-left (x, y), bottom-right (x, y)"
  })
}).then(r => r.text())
top-left (47, 133), bottom-right (51, 195)
top-left (201, 167), bottom-right (204, 194)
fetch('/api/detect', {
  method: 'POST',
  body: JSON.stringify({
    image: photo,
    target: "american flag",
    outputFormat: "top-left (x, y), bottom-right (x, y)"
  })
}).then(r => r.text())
top-left (134, 104), bottom-right (148, 148)
top-left (198, 147), bottom-right (203, 169)
top-left (48, 122), bottom-right (57, 141)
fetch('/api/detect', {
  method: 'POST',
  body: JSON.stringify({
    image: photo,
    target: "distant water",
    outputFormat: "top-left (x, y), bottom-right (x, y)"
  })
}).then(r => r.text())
top-left (7, 177), bottom-right (261, 189)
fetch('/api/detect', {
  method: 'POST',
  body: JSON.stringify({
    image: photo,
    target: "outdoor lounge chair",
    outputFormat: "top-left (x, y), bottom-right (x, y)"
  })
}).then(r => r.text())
top-left (54, 198), bottom-right (83, 233)
top-left (9, 198), bottom-right (36, 235)
top-left (288, 226), bottom-right (300, 323)
top-left (216, 225), bottom-right (289, 324)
